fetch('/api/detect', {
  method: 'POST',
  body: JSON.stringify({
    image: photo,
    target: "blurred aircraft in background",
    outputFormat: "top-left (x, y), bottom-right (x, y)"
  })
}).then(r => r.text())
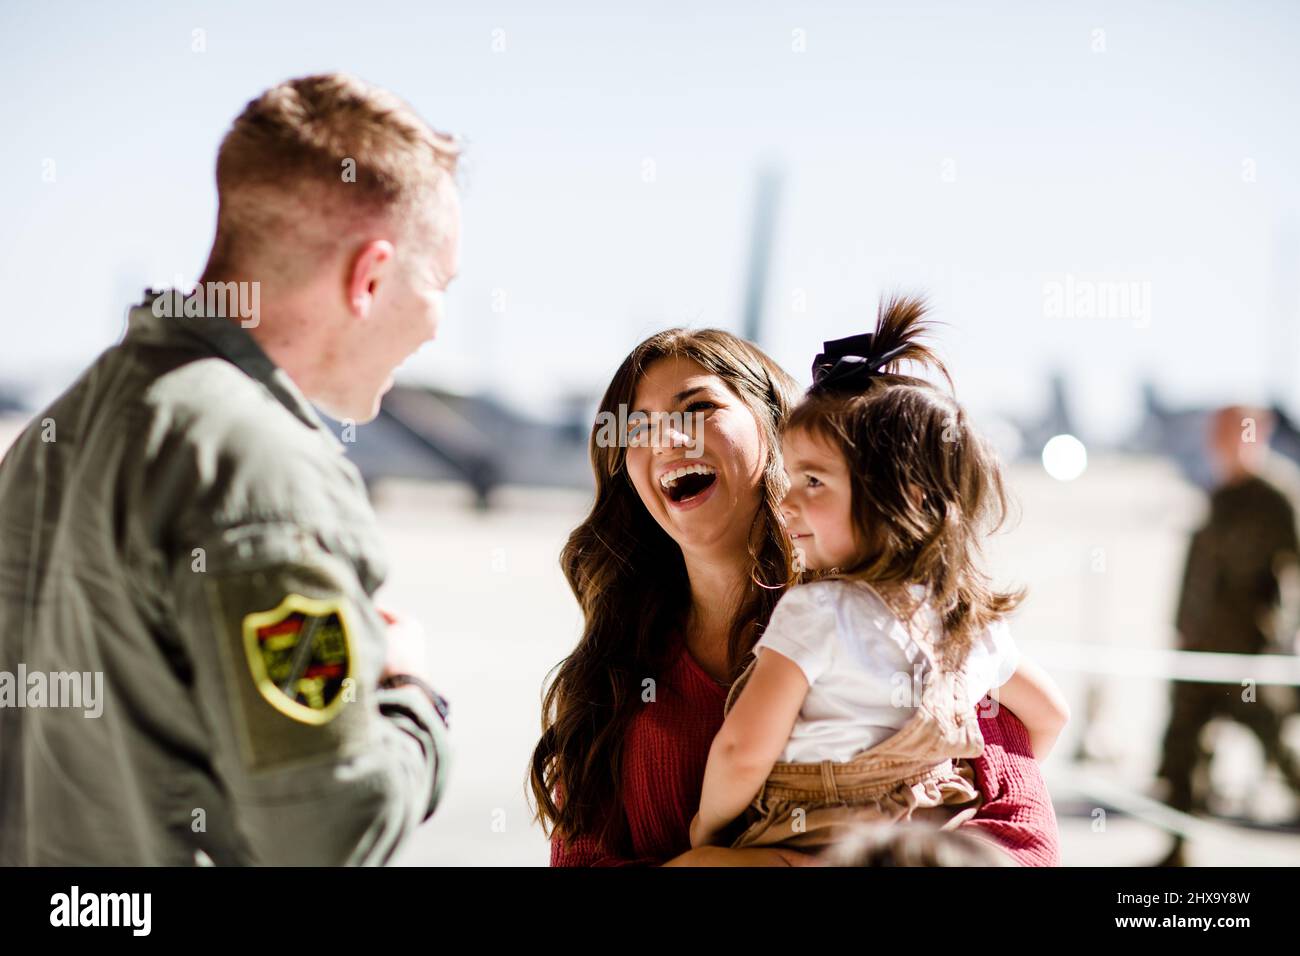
top-left (0, 170), bottom-right (1296, 507)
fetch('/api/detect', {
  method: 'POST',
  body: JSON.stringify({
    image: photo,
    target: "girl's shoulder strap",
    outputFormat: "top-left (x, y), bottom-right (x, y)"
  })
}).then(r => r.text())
top-left (845, 579), bottom-right (940, 669)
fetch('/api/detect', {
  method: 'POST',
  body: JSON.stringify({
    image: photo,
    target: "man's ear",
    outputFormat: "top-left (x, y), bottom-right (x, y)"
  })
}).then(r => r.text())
top-left (346, 239), bottom-right (396, 319)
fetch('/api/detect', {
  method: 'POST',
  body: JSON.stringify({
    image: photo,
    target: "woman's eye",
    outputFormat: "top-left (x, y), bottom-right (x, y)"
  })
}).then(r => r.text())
top-left (684, 400), bottom-right (715, 414)
top-left (806, 475), bottom-right (822, 488)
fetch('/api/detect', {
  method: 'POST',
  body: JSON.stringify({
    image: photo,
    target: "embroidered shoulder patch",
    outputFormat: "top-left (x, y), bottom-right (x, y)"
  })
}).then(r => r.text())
top-left (242, 594), bottom-right (354, 725)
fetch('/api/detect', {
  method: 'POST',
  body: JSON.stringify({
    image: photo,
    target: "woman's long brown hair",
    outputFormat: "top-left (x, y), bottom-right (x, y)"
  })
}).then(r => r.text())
top-left (528, 328), bottom-right (798, 850)
top-left (787, 295), bottom-right (1025, 671)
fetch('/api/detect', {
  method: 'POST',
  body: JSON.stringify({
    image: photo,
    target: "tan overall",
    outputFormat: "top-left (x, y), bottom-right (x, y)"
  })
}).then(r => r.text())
top-left (724, 603), bottom-right (986, 853)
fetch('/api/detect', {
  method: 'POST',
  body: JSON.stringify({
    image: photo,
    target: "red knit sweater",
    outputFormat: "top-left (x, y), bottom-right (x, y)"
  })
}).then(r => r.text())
top-left (550, 633), bottom-right (1060, 867)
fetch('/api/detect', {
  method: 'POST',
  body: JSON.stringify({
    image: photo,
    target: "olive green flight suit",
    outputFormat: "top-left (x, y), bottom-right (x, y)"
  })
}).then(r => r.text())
top-left (0, 291), bottom-right (451, 865)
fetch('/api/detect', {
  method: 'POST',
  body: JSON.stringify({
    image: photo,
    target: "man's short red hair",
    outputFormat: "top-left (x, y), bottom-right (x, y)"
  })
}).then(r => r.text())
top-left (204, 73), bottom-right (460, 280)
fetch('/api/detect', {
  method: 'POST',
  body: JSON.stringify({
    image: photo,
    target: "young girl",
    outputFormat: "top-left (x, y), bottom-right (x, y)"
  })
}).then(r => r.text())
top-left (689, 295), bottom-right (1070, 859)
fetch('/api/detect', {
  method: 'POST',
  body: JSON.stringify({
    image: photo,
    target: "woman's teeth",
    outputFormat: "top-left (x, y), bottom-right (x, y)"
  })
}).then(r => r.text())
top-left (658, 463), bottom-right (716, 491)
top-left (659, 463), bottom-right (718, 502)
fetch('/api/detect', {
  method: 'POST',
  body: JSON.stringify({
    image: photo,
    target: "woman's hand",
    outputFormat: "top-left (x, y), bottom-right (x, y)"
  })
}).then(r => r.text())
top-left (688, 811), bottom-right (724, 848)
top-left (664, 845), bottom-right (824, 867)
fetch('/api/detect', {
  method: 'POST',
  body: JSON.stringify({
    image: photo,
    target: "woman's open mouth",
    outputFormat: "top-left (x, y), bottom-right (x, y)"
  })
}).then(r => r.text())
top-left (658, 462), bottom-right (718, 509)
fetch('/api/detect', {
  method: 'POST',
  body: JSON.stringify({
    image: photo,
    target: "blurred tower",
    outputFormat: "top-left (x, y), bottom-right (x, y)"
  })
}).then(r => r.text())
top-left (1270, 219), bottom-right (1300, 418)
top-left (741, 166), bottom-right (784, 347)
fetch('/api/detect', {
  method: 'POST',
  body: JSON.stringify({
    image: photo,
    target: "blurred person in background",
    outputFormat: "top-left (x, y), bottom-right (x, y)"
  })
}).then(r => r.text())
top-left (1154, 405), bottom-right (1300, 866)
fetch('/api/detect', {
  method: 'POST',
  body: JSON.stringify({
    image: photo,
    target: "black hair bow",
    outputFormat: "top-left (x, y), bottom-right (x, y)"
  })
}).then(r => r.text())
top-left (810, 333), bottom-right (909, 394)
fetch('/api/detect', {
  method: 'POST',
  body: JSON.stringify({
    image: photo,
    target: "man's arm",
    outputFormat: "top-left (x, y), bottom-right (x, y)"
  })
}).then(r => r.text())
top-left (171, 523), bottom-right (451, 865)
top-left (1174, 526), bottom-right (1213, 649)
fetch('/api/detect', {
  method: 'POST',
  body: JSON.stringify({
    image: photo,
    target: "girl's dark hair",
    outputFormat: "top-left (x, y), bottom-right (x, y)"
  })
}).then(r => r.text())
top-left (528, 328), bottom-right (799, 850)
top-left (786, 294), bottom-right (1025, 670)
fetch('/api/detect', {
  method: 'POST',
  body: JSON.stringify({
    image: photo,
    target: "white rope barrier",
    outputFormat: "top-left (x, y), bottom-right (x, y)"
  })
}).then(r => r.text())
top-left (1046, 767), bottom-right (1217, 841)
top-left (1030, 640), bottom-right (1300, 686)
top-left (1047, 767), bottom-right (1300, 850)
top-left (1029, 642), bottom-right (1300, 848)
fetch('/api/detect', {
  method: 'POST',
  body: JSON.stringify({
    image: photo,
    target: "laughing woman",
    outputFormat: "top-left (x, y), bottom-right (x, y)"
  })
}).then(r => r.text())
top-left (527, 329), bottom-right (1059, 866)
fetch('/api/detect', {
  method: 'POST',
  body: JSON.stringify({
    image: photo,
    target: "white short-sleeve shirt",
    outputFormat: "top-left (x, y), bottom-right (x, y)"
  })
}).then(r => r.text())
top-left (752, 580), bottom-right (1019, 763)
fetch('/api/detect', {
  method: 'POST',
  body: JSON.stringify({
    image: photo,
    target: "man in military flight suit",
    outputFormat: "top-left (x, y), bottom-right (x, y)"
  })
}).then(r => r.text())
top-left (1155, 405), bottom-right (1300, 865)
top-left (0, 74), bottom-right (459, 865)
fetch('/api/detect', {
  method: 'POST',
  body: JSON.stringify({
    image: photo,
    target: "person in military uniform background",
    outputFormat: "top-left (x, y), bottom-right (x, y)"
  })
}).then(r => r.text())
top-left (0, 74), bottom-right (459, 865)
top-left (1155, 405), bottom-right (1300, 865)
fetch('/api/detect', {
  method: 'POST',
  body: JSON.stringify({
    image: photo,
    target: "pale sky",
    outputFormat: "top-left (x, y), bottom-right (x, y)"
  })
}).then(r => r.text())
top-left (2, 0), bottom-right (1298, 441)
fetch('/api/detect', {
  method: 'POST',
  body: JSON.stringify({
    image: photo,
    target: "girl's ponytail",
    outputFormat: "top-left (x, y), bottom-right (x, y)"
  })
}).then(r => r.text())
top-left (868, 294), bottom-right (953, 394)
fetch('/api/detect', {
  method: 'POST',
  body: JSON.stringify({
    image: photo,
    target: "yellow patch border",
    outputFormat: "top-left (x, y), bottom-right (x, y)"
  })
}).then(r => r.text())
top-left (242, 593), bottom-right (354, 725)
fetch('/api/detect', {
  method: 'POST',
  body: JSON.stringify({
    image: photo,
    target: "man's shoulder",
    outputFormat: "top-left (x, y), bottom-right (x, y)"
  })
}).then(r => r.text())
top-left (1209, 464), bottom-right (1294, 511)
top-left (1256, 454), bottom-right (1300, 507)
top-left (141, 357), bottom-right (333, 469)
top-left (135, 359), bottom-right (363, 538)
top-left (145, 355), bottom-right (295, 430)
